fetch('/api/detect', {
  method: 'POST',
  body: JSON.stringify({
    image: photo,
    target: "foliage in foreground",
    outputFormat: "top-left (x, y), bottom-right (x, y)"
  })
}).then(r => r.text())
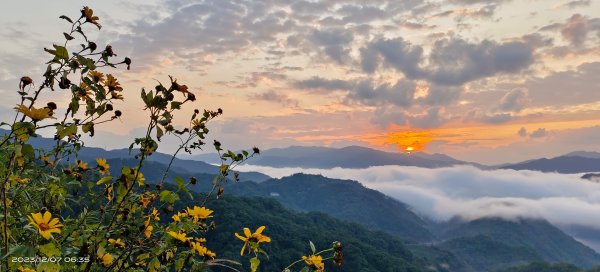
top-left (0, 7), bottom-right (341, 272)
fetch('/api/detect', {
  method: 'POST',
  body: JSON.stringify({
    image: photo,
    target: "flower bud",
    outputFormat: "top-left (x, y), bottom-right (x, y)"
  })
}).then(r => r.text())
top-left (105, 45), bottom-right (116, 57)
top-left (46, 102), bottom-right (57, 110)
top-left (88, 41), bottom-right (97, 52)
top-left (124, 57), bottom-right (132, 70)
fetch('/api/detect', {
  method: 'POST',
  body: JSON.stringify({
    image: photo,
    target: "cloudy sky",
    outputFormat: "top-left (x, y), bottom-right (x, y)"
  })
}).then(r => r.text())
top-left (1, 0), bottom-right (599, 164)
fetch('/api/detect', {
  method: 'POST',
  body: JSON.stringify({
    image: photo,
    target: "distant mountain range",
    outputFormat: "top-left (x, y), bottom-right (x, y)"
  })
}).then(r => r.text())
top-left (187, 145), bottom-right (485, 169)
top-left (13, 127), bottom-right (600, 174)
top-left (501, 151), bottom-right (600, 174)
top-left (12, 130), bottom-right (271, 183)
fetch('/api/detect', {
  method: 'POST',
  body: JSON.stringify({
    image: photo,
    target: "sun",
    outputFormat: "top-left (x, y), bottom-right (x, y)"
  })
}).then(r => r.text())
top-left (405, 146), bottom-right (414, 154)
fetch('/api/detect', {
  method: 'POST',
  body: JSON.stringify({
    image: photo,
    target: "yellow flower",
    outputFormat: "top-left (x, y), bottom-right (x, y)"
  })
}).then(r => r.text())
top-left (234, 226), bottom-right (271, 256)
top-left (15, 104), bottom-right (55, 122)
top-left (96, 158), bottom-right (110, 175)
top-left (167, 231), bottom-right (190, 243)
top-left (108, 238), bottom-right (125, 248)
top-left (41, 156), bottom-right (55, 167)
top-left (191, 242), bottom-right (216, 259)
top-left (97, 252), bottom-right (113, 267)
top-left (192, 119), bottom-right (202, 127)
top-left (131, 168), bottom-right (145, 186)
top-left (18, 266), bottom-right (36, 272)
top-left (76, 160), bottom-right (88, 171)
top-left (110, 91), bottom-right (124, 100)
top-left (105, 74), bottom-right (123, 92)
top-left (140, 194), bottom-right (152, 208)
top-left (302, 255), bottom-right (325, 272)
top-left (10, 174), bottom-right (30, 185)
top-left (105, 184), bottom-right (113, 202)
top-left (88, 70), bottom-right (105, 83)
top-left (186, 206), bottom-right (213, 221)
top-left (172, 211), bottom-right (187, 222)
top-left (144, 219), bottom-right (153, 238)
top-left (27, 211), bottom-right (63, 240)
top-left (77, 83), bottom-right (93, 101)
top-left (147, 207), bottom-right (160, 221)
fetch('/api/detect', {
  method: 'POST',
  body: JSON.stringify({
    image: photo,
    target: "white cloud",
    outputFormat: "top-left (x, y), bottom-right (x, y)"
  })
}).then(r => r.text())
top-left (235, 164), bottom-right (600, 230)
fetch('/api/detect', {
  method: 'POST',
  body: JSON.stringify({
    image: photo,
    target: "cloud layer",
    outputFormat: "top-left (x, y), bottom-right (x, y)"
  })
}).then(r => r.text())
top-left (235, 164), bottom-right (600, 231)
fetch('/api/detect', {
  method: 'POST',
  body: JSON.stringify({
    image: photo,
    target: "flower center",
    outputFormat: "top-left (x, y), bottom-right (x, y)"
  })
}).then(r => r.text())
top-left (38, 223), bottom-right (50, 231)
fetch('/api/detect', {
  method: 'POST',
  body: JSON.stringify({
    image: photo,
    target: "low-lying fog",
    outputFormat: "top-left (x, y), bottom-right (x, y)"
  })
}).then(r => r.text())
top-left (235, 164), bottom-right (600, 250)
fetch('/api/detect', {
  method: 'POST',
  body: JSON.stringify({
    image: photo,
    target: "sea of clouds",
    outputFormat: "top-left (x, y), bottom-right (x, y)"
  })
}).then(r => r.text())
top-left (235, 164), bottom-right (600, 230)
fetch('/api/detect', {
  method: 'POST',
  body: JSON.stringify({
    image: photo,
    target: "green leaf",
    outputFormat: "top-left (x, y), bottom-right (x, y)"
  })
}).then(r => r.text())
top-left (148, 257), bottom-right (161, 272)
top-left (170, 101), bottom-right (182, 110)
top-left (53, 44), bottom-right (69, 60)
top-left (96, 176), bottom-right (112, 185)
top-left (156, 126), bottom-right (164, 141)
top-left (63, 32), bottom-right (74, 40)
top-left (12, 122), bottom-right (35, 142)
top-left (250, 257), bottom-right (260, 272)
top-left (175, 176), bottom-right (190, 193)
top-left (8, 245), bottom-right (37, 257)
top-left (59, 15), bottom-right (73, 23)
top-left (57, 124), bottom-right (77, 139)
top-left (21, 144), bottom-right (35, 160)
top-left (38, 242), bottom-right (61, 257)
top-left (309, 240), bottom-right (316, 254)
top-left (77, 55), bottom-right (96, 70)
top-left (82, 122), bottom-right (94, 134)
top-left (117, 183), bottom-right (128, 202)
top-left (174, 253), bottom-right (187, 271)
top-left (37, 262), bottom-right (61, 272)
top-left (159, 190), bottom-right (180, 204)
top-left (69, 97), bottom-right (80, 116)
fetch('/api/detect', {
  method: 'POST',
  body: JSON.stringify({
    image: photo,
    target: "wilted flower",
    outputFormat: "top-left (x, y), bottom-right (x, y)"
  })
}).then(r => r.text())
top-left (81, 6), bottom-right (101, 29)
top-left (19, 76), bottom-right (33, 91)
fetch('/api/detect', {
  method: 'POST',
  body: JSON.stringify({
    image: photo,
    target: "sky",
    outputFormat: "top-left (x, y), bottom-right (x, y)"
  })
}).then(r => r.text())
top-left (1, 0), bottom-right (600, 164)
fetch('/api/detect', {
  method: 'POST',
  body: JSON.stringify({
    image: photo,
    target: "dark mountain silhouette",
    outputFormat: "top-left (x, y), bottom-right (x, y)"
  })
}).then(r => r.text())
top-left (188, 145), bottom-right (480, 169)
top-left (0, 129), bottom-right (270, 182)
top-left (501, 155), bottom-right (600, 174)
